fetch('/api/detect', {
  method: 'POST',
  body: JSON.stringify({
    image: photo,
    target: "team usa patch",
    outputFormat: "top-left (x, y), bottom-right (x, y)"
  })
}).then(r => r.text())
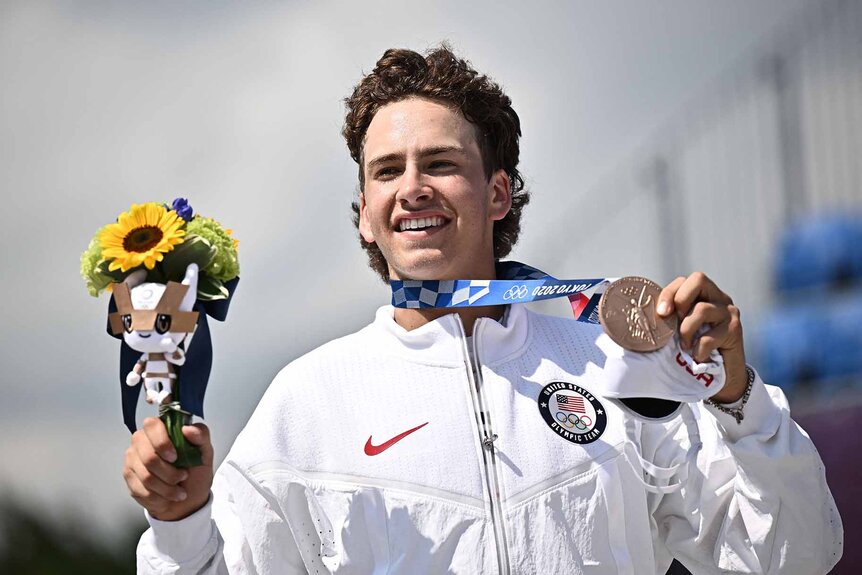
top-left (538, 382), bottom-right (607, 444)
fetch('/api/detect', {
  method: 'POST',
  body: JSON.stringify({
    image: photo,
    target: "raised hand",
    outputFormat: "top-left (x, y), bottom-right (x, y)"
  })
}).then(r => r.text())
top-left (657, 272), bottom-right (747, 403)
top-left (123, 417), bottom-right (214, 521)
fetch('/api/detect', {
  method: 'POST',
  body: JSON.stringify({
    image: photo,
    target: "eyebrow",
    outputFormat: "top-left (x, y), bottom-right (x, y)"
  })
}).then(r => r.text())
top-left (366, 145), bottom-right (466, 172)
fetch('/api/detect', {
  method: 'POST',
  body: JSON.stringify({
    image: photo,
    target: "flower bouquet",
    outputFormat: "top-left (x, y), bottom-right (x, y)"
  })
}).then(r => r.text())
top-left (82, 199), bottom-right (239, 467)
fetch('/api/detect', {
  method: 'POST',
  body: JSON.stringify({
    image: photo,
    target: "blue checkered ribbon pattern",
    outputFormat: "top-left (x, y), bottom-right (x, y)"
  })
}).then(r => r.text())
top-left (390, 261), bottom-right (610, 323)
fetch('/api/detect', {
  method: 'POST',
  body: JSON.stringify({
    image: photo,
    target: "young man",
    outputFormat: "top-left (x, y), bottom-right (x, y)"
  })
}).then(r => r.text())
top-left (125, 47), bottom-right (843, 574)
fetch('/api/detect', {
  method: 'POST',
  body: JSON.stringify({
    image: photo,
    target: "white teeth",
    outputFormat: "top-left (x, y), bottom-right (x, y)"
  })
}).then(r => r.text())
top-left (399, 216), bottom-right (444, 231)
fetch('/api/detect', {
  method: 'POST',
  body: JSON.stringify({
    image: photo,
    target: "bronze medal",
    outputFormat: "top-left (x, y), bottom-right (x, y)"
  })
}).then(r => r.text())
top-left (598, 276), bottom-right (677, 352)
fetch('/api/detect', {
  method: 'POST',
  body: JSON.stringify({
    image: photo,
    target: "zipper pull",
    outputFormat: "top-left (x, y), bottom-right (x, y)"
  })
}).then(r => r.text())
top-left (482, 433), bottom-right (498, 449)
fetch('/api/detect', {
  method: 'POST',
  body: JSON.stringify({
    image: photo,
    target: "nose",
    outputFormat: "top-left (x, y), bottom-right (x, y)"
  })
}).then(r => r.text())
top-left (395, 164), bottom-right (433, 205)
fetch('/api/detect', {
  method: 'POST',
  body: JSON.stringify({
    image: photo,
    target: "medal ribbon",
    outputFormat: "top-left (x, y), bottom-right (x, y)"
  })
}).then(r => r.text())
top-left (390, 261), bottom-right (614, 324)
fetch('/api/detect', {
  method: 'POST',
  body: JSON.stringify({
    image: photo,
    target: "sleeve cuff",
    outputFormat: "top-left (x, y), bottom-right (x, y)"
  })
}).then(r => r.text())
top-left (704, 369), bottom-right (782, 441)
top-left (143, 493), bottom-right (216, 563)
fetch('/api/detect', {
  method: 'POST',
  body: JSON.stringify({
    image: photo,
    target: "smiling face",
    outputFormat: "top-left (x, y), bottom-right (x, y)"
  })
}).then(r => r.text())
top-left (358, 98), bottom-right (511, 281)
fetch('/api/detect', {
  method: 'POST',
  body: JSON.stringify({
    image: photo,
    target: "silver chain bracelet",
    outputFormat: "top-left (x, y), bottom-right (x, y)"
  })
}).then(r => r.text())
top-left (703, 365), bottom-right (755, 424)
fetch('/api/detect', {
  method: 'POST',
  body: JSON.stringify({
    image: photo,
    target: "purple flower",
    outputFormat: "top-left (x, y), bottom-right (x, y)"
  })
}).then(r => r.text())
top-left (171, 197), bottom-right (194, 222)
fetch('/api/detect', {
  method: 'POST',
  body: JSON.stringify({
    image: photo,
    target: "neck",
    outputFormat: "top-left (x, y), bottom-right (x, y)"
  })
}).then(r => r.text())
top-left (390, 258), bottom-right (501, 335)
top-left (393, 304), bottom-right (504, 336)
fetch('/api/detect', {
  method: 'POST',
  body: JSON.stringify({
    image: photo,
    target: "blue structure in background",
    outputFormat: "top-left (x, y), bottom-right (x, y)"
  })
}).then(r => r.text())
top-left (774, 215), bottom-right (862, 294)
top-left (758, 214), bottom-right (862, 393)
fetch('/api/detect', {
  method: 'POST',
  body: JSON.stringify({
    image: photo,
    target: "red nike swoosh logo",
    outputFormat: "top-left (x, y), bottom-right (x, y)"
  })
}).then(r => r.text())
top-left (364, 422), bottom-right (429, 456)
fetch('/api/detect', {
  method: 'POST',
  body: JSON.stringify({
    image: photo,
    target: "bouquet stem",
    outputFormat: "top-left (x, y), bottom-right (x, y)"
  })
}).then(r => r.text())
top-left (159, 402), bottom-right (203, 468)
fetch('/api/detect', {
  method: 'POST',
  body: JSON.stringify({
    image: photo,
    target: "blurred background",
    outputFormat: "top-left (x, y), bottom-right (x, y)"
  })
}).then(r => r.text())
top-left (1, 0), bottom-right (859, 572)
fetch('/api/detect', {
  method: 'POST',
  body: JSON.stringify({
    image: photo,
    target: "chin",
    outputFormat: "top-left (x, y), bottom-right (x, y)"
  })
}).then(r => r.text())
top-left (389, 255), bottom-right (454, 281)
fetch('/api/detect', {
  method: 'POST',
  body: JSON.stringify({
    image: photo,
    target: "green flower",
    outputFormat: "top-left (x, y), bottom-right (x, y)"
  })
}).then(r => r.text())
top-left (185, 216), bottom-right (240, 282)
top-left (80, 228), bottom-right (116, 296)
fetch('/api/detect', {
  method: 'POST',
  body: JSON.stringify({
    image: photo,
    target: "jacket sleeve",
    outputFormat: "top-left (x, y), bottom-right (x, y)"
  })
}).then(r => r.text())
top-left (647, 371), bottom-right (843, 574)
top-left (136, 461), bottom-right (309, 575)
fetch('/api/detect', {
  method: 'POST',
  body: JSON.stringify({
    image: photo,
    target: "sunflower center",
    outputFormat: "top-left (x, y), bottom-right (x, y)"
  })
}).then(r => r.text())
top-left (123, 226), bottom-right (164, 252)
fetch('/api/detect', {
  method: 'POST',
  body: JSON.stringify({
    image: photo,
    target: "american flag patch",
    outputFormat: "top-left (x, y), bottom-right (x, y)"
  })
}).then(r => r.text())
top-left (557, 394), bottom-right (585, 413)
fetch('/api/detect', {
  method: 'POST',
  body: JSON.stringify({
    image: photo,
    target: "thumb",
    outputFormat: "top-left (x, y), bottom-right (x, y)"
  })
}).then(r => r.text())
top-left (182, 423), bottom-right (214, 466)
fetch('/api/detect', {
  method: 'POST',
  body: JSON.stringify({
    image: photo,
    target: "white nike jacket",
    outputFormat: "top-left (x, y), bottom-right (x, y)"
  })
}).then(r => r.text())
top-left (137, 304), bottom-right (843, 574)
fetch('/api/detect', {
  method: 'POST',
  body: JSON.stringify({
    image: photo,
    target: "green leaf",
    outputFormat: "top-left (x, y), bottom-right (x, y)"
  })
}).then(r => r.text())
top-left (160, 235), bottom-right (217, 282)
top-left (196, 274), bottom-right (229, 301)
top-left (146, 266), bottom-right (167, 285)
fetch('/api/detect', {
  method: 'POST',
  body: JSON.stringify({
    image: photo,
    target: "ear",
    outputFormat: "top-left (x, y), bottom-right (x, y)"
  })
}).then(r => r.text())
top-left (488, 169), bottom-right (512, 222)
top-left (358, 193), bottom-right (375, 244)
top-left (124, 269), bottom-right (148, 289)
top-left (180, 263), bottom-right (199, 311)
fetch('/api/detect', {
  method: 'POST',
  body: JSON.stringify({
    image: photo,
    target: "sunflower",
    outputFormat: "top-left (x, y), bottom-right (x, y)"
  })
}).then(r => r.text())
top-left (99, 203), bottom-right (186, 272)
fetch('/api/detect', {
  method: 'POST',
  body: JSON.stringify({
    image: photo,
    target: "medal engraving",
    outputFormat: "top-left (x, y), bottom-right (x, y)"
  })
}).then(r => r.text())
top-left (599, 277), bottom-right (676, 352)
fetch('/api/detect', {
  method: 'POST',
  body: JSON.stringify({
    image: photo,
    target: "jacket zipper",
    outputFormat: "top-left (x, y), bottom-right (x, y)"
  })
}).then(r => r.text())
top-left (455, 316), bottom-right (512, 575)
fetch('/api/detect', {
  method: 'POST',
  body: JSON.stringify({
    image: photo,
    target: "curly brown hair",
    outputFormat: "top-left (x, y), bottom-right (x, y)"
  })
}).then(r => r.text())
top-left (344, 45), bottom-right (530, 282)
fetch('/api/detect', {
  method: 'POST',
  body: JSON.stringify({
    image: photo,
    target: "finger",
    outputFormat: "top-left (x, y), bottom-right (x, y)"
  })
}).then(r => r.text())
top-left (129, 450), bottom-right (189, 502)
top-left (678, 302), bottom-right (729, 349)
top-left (132, 430), bottom-right (190, 485)
top-left (658, 276), bottom-right (686, 317)
top-left (690, 322), bottom-right (730, 363)
top-left (182, 423), bottom-right (214, 467)
top-left (142, 417), bottom-right (177, 463)
top-left (672, 272), bottom-right (731, 319)
top-left (125, 470), bottom-right (176, 516)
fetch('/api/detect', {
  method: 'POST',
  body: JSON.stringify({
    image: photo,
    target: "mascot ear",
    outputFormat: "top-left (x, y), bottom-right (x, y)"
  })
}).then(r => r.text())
top-left (125, 268), bottom-right (147, 289)
top-left (180, 263), bottom-right (199, 311)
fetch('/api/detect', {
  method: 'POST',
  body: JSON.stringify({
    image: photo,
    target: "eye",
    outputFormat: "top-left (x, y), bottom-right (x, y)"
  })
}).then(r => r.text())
top-left (429, 160), bottom-right (454, 169)
top-left (155, 314), bottom-right (172, 334)
top-left (374, 166), bottom-right (400, 180)
top-left (122, 315), bottom-right (133, 333)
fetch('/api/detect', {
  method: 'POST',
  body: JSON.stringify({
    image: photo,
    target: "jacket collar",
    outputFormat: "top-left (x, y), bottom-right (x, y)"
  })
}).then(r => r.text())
top-left (371, 304), bottom-right (531, 367)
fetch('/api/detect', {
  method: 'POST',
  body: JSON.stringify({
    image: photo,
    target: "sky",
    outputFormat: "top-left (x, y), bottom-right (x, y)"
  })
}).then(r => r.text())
top-left (0, 0), bottom-right (816, 541)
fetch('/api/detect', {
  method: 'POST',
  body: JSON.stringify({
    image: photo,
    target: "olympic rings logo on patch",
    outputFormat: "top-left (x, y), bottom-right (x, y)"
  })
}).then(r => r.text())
top-left (555, 411), bottom-right (592, 430)
top-left (503, 284), bottom-right (529, 300)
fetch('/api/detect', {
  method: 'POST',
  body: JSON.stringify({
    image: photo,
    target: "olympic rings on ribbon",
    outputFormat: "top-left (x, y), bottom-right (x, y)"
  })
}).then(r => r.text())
top-left (502, 284), bottom-right (529, 300)
top-left (555, 411), bottom-right (589, 430)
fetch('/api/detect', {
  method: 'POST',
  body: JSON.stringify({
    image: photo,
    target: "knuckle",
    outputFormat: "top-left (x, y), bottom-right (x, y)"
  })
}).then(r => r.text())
top-left (142, 417), bottom-right (161, 430)
top-left (141, 450), bottom-right (160, 468)
top-left (680, 318), bottom-right (697, 335)
top-left (678, 316), bottom-right (693, 333)
top-left (152, 439), bottom-right (173, 455)
top-left (131, 430), bottom-right (147, 447)
top-left (692, 301), bottom-right (711, 317)
top-left (197, 424), bottom-right (211, 441)
top-left (729, 315), bottom-right (742, 332)
top-left (137, 468), bottom-right (154, 485)
top-left (164, 469), bottom-right (184, 485)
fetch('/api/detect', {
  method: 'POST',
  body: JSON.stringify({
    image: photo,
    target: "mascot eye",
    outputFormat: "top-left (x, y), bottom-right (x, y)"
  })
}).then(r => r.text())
top-left (122, 314), bottom-right (133, 333)
top-left (155, 314), bottom-right (172, 334)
